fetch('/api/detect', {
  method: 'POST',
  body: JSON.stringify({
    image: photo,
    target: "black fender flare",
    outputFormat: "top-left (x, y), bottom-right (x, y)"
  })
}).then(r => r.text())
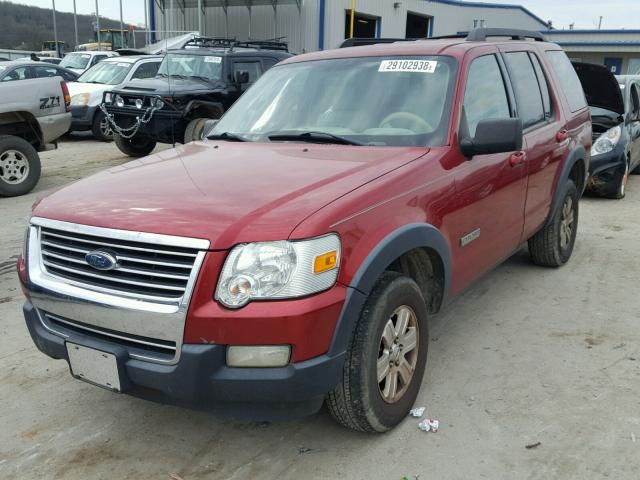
top-left (328, 223), bottom-right (452, 357)
top-left (184, 100), bottom-right (224, 119)
top-left (545, 146), bottom-right (588, 226)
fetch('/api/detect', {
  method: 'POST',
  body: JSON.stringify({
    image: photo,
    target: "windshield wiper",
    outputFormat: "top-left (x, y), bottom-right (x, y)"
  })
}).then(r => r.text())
top-left (206, 131), bottom-right (250, 142)
top-left (267, 131), bottom-right (363, 146)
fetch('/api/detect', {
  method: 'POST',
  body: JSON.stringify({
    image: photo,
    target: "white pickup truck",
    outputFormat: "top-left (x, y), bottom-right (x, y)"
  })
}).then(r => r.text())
top-left (0, 71), bottom-right (71, 196)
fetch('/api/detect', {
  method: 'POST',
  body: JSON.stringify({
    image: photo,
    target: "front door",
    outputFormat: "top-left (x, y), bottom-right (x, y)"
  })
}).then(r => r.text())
top-left (449, 52), bottom-right (528, 291)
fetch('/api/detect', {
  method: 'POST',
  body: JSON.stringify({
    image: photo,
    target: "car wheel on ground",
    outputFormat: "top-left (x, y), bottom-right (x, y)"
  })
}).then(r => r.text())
top-left (0, 135), bottom-right (41, 197)
top-left (528, 179), bottom-right (579, 267)
top-left (184, 118), bottom-right (211, 143)
top-left (114, 134), bottom-right (156, 158)
top-left (91, 110), bottom-right (113, 142)
top-left (609, 160), bottom-right (629, 199)
top-left (326, 272), bottom-right (429, 432)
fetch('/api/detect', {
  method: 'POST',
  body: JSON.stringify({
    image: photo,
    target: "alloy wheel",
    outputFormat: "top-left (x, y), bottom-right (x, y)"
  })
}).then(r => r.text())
top-left (377, 305), bottom-right (419, 404)
top-left (0, 149), bottom-right (30, 185)
top-left (559, 196), bottom-right (575, 249)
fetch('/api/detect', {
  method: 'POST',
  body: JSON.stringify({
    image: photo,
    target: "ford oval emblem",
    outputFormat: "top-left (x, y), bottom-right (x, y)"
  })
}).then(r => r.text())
top-left (85, 251), bottom-right (118, 271)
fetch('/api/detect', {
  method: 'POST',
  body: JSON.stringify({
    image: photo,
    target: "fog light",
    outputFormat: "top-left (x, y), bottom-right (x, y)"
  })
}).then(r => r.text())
top-left (115, 95), bottom-right (124, 108)
top-left (227, 345), bottom-right (291, 368)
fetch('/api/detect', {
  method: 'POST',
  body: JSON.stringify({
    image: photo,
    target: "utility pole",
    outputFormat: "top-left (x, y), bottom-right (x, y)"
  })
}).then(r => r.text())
top-left (350, 0), bottom-right (355, 38)
top-left (119, 0), bottom-right (125, 48)
top-left (52, 0), bottom-right (59, 57)
top-left (95, 0), bottom-right (101, 50)
top-left (598, 16), bottom-right (603, 30)
top-left (72, 0), bottom-right (78, 50)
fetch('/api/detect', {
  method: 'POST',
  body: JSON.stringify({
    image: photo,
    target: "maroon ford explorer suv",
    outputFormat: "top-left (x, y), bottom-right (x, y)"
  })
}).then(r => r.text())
top-left (19, 29), bottom-right (591, 432)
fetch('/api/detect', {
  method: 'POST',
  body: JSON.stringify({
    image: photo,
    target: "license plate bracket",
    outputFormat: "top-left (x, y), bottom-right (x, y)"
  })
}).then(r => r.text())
top-left (66, 342), bottom-right (121, 392)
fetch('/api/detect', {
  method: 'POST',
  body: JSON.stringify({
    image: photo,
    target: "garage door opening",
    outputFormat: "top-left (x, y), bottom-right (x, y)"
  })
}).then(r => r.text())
top-left (406, 12), bottom-right (432, 38)
top-left (345, 12), bottom-right (379, 39)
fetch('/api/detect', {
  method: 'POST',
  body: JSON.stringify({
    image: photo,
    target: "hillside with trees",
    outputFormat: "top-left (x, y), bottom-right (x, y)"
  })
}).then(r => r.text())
top-left (0, 1), bottom-right (123, 51)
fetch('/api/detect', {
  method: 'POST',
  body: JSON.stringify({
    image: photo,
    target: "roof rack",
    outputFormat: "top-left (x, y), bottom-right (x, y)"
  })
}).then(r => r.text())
top-left (465, 28), bottom-right (545, 42)
top-left (182, 36), bottom-right (289, 52)
top-left (338, 28), bottom-right (545, 49)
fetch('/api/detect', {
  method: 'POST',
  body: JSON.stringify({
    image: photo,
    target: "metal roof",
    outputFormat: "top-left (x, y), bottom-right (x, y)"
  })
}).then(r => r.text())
top-left (161, 0), bottom-right (299, 7)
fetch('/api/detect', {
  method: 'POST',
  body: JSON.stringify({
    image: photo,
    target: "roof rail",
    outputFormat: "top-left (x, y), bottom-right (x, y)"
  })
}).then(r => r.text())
top-left (339, 38), bottom-right (418, 48)
top-left (182, 36), bottom-right (289, 52)
top-left (465, 28), bottom-right (545, 42)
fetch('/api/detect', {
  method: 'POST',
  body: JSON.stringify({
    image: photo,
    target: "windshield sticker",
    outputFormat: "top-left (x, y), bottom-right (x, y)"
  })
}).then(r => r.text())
top-left (204, 56), bottom-right (222, 64)
top-left (379, 60), bottom-right (437, 73)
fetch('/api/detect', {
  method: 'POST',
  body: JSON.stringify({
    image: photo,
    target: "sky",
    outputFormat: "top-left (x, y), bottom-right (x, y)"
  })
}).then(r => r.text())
top-left (9, 0), bottom-right (640, 30)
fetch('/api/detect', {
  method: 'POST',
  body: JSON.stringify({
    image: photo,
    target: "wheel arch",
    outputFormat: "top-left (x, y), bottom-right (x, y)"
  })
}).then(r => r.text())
top-left (0, 111), bottom-right (43, 149)
top-left (184, 100), bottom-right (224, 120)
top-left (328, 223), bottom-right (452, 357)
top-left (546, 146), bottom-right (587, 226)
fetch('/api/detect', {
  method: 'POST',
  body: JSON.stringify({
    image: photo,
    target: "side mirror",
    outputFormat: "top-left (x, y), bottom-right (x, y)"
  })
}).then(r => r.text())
top-left (202, 119), bottom-right (220, 139)
top-left (460, 118), bottom-right (523, 158)
top-left (235, 70), bottom-right (250, 84)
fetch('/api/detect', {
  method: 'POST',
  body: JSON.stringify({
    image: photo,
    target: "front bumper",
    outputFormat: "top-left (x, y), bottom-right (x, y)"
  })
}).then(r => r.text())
top-left (588, 144), bottom-right (627, 195)
top-left (70, 105), bottom-right (97, 131)
top-left (24, 301), bottom-right (345, 420)
top-left (104, 105), bottom-right (185, 144)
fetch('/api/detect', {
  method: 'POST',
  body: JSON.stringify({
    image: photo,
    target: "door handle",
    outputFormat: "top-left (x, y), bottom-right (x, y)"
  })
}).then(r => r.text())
top-left (556, 129), bottom-right (568, 142)
top-left (509, 151), bottom-right (526, 167)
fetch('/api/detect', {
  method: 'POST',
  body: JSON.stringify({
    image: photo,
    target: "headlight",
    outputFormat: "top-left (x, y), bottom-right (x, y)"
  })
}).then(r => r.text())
top-left (215, 234), bottom-right (341, 308)
top-left (115, 95), bottom-right (125, 108)
top-left (70, 93), bottom-right (90, 106)
top-left (591, 125), bottom-right (621, 156)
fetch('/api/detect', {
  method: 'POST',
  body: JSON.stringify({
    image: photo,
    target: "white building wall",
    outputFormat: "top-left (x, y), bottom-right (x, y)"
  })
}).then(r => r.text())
top-left (153, 0), bottom-right (548, 53)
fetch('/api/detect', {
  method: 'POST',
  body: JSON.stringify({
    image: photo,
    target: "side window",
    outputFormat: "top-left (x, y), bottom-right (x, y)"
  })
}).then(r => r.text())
top-left (1, 66), bottom-right (30, 81)
top-left (463, 55), bottom-right (511, 137)
top-left (529, 53), bottom-right (553, 120)
top-left (546, 50), bottom-right (587, 112)
top-left (262, 58), bottom-right (279, 71)
top-left (33, 65), bottom-right (59, 78)
top-left (132, 62), bottom-right (160, 80)
top-left (630, 83), bottom-right (640, 118)
top-left (504, 51), bottom-right (545, 128)
top-left (233, 61), bottom-right (262, 83)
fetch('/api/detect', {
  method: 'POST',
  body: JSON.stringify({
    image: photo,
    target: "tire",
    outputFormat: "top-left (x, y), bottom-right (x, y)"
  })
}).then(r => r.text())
top-left (326, 272), bottom-right (429, 432)
top-left (91, 110), bottom-right (113, 142)
top-left (528, 179), bottom-right (579, 267)
top-left (0, 135), bottom-right (41, 197)
top-left (114, 134), bottom-right (156, 158)
top-left (184, 118), bottom-right (210, 143)
top-left (608, 160), bottom-right (629, 200)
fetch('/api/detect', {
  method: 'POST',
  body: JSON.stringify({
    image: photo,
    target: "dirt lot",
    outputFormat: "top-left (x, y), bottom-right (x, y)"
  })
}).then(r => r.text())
top-left (1, 136), bottom-right (639, 479)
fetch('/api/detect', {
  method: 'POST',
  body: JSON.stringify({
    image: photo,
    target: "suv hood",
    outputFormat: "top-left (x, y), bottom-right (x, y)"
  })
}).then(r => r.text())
top-left (118, 77), bottom-right (223, 95)
top-left (33, 142), bottom-right (427, 249)
top-left (573, 62), bottom-right (625, 115)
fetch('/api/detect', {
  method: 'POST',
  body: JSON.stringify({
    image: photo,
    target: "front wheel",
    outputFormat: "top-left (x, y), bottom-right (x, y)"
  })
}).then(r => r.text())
top-left (0, 136), bottom-right (41, 197)
top-left (91, 110), bottom-right (113, 142)
top-left (114, 134), bottom-right (156, 158)
top-left (608, 160), bottom-right (629, 199)
top-left (326, 272), bottom-right (429, 432)
top-left (184, 118), bottom-right (211, 143)
top-left (528, 179), bottom-right (579, 267)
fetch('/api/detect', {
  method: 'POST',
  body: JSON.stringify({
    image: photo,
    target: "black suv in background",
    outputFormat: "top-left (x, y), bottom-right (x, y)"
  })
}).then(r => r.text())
top-left (102, 38), bottom-right (292, 157)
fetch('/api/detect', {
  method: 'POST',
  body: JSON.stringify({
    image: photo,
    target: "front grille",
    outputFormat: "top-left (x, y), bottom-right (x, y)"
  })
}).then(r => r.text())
top-left (43, 311), bottom-right (176, 360)
top-left (39, 226), bottom-right (200, 300)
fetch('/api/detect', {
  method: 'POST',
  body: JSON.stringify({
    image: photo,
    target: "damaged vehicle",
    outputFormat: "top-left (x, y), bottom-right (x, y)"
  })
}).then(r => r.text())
top-left (102, 38), bottom-right (291, 157)
top-left (574, 63), bottom-right (640, 198)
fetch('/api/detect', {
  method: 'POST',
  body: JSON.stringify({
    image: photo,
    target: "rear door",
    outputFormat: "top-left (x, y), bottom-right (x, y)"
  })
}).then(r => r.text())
top-left (629, 82), bottom-right (640, 170)
top-left (499, 46), bottom-right (568, 238)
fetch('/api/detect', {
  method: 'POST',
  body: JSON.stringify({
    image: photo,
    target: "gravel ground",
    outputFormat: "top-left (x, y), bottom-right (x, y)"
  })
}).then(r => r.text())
top-left (1, 136), bottom-right (639, 479)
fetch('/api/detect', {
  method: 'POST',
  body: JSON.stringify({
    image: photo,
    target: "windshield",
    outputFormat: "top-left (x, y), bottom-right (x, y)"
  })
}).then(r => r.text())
top-left (211, 56), bottom-right (457, 147)
top-left (60, 53), bottom-right (91, 69)
top-left (78, 61), bottom-right (132, 85)
top-left (157, 53), bottom-right (222, 81)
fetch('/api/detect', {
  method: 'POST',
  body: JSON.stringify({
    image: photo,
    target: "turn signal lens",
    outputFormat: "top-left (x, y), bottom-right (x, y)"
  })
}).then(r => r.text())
top-left (313, 250), bottom-right (338, 274)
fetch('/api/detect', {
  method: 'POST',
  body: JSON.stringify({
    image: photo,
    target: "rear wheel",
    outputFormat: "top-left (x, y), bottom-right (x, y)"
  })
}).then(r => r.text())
top-left (114, 134), bottom-right (156, 158)
top-left (184, 118), bottom-right (210, 143)
top-left (528, 179), bottom-right (579, 267)
top-left (0, 136), bottom-right (41, 197)
top-left (91, 110), bottom-right (113, 142)
top-left (326, 272), bottom-right (429, 432)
